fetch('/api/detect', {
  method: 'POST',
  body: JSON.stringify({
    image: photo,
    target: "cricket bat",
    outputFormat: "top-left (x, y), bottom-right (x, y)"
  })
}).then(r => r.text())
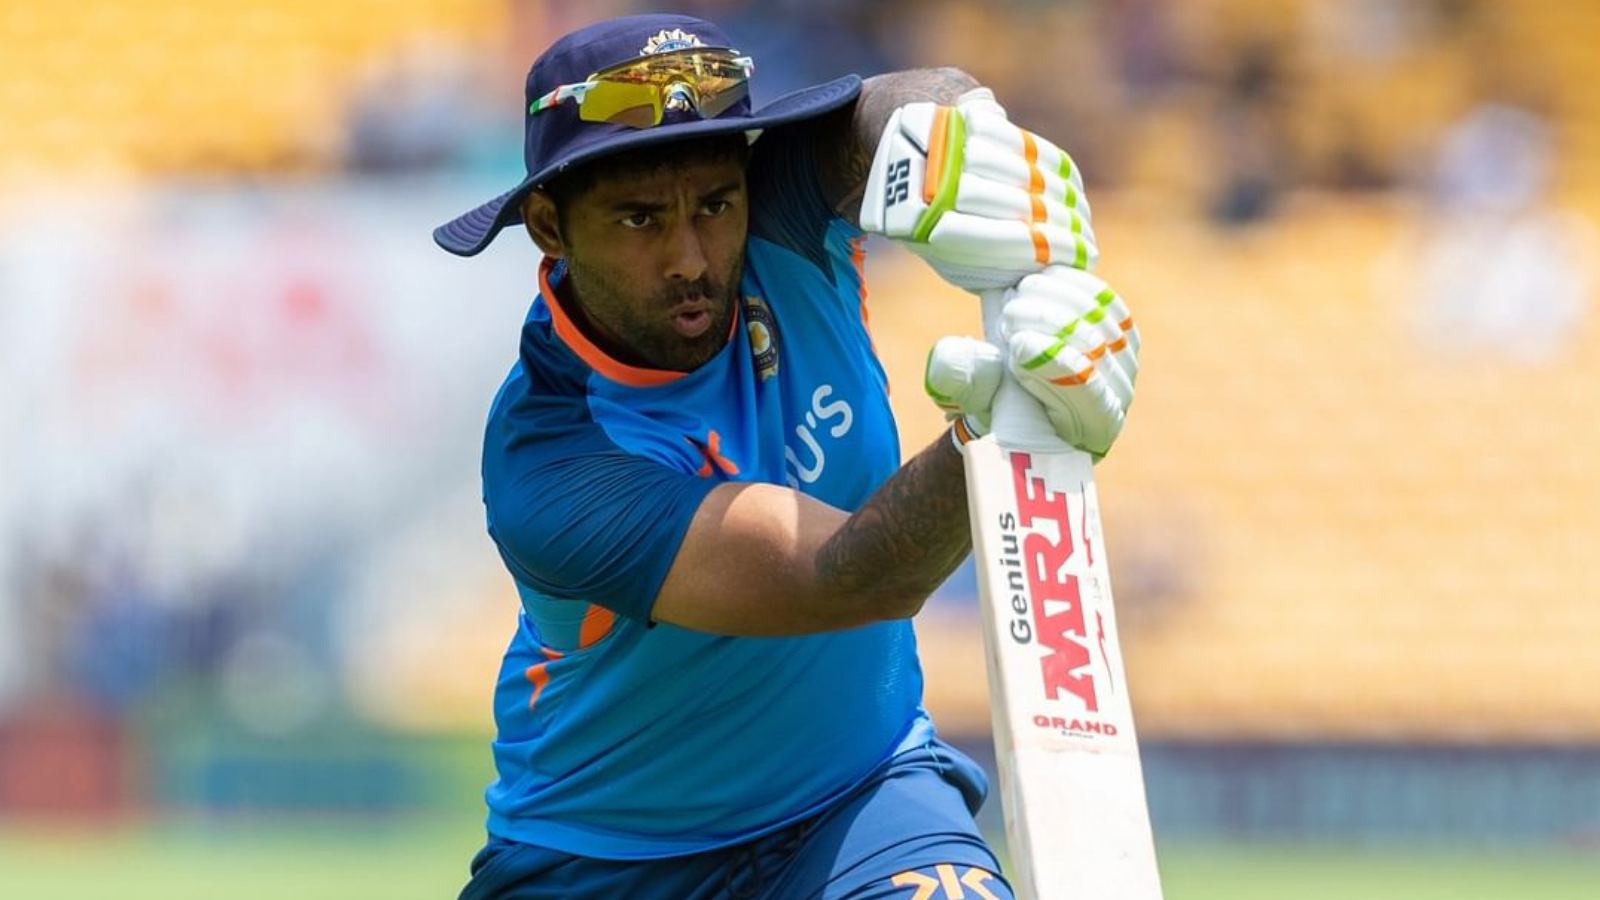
top-left (962, 287), bottom-right (1163, 900)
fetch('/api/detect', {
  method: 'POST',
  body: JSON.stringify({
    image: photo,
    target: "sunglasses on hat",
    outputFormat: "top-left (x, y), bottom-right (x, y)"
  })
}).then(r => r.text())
top-left (529, 48), bottom-right (755, 129)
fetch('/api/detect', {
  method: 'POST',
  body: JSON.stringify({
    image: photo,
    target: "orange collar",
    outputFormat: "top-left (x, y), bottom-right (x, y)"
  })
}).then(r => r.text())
top-left (538, 258), bottom-right (738, 388)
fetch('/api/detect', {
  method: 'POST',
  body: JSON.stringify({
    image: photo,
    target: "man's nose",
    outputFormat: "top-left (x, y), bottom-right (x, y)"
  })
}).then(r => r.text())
top-left (663, 220), bottom-right (708, 283)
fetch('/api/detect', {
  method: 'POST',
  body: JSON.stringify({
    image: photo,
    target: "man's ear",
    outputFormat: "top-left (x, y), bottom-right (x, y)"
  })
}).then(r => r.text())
top-left (522, 189), bottom-right (566, 258)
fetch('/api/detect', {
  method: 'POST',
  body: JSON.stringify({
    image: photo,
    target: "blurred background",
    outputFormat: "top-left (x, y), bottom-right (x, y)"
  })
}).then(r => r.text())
top-left (3, 0), bottom-right (1599, 897)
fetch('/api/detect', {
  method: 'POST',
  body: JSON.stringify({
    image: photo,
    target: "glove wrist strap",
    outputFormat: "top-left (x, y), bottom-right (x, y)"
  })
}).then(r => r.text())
top-left (949, 415), bottom-right (983, 453)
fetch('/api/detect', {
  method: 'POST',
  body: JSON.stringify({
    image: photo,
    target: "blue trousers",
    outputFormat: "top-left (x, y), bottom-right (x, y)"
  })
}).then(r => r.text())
top-left (457, 739), bottom-right (1014, 900)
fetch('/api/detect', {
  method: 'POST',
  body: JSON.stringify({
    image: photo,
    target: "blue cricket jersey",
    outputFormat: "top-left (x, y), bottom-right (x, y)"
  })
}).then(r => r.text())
top-left (478, 126), bottom-right (935, 859)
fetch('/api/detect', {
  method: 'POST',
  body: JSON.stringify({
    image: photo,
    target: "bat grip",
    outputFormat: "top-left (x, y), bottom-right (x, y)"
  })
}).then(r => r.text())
top-left (981, 287), bottom-right (1070, 452)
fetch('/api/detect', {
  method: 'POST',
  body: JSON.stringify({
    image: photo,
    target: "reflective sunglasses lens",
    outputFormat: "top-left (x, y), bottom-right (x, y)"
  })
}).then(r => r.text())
top-left (578, 80), bottom-right (662, 127)
top-left (577, 50), bottom-right (751, 128)
top-left (696, 78), bottom-right (749, 119)
top-left (601, 48), bottom-right (743, 82)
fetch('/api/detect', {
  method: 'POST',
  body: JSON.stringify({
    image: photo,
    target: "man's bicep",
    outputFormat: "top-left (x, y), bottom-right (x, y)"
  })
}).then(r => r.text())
top-left (652, 482), bottom-right (877, 637)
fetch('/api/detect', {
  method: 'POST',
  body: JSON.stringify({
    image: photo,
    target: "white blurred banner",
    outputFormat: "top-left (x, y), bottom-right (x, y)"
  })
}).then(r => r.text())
top-left (0, 181), bottom-right (536, 717)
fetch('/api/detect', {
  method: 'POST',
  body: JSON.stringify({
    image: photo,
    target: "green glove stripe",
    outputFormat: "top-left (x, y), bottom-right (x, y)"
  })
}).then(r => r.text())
top-left (1072, 215), bottom-right (1088, 269)
top-left (912, 108), bottom-right (967, 243)
top-left (1020, 289), bottom-right (1116, 370)
top-left (1020, 319), bottom-right (1081, 370)
top-left (924, 346), bottom-right (957, 404)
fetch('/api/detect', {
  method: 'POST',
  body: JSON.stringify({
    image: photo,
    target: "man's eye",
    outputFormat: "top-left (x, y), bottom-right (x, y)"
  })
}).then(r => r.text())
top-left (621, 213), bottom-right (653, 229)
top-left (702, 200), bottom-right (730, 217)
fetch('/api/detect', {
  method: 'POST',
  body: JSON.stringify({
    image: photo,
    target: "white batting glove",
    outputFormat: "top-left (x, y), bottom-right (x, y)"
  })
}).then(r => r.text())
top-left (861, 88), bottom-right (1097, 293)
top-left (1004, 267), bottom-right (1138, 458)
top-left (925, 335), bottom-right (1003, 439)
top-left (925, 267), bottom-right (1139, 459)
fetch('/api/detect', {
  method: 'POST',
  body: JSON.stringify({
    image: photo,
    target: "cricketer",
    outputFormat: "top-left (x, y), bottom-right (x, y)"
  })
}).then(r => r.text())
top-left (433, 13), bottom-right (1139, 899)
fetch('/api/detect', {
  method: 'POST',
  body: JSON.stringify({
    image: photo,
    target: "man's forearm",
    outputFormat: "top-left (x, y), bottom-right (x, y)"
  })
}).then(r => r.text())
top-left (820, 67), bottom-right (981, 222)
top-left (814, 431), bottom-right (972, 619)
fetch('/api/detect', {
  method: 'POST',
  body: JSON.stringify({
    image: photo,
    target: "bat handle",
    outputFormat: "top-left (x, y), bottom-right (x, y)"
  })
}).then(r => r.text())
top-left (981, 287), bottom-right (1070, 452)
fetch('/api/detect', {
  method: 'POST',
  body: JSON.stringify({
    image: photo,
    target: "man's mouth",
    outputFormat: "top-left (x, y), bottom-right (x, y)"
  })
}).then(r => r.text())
top-left (669, 298), bottom-right (714, 338)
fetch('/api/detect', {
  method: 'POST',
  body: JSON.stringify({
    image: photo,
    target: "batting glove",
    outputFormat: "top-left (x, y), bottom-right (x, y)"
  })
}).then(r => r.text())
top-left (861, 89), bottom-right (1097, 293)
top-left (925, 266), bottom-right (1138, 459)
top-left (926, 335), bottom-right (1003, 442)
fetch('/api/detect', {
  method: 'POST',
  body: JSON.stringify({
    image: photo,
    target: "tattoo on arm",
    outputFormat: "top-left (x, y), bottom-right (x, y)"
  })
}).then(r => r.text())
top-left (815, 432), bottom-right (972, 618)
top-left (818, 67), bottom-right (982, 223)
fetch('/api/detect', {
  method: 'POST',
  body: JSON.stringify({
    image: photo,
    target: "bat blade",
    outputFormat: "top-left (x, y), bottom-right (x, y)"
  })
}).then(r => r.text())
top-left (963, 436), bottom-right (1163, 900)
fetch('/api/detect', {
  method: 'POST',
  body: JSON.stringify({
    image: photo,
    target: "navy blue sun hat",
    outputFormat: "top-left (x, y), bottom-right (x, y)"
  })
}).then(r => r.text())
top-left (434, 14), bottom-right (862, 257)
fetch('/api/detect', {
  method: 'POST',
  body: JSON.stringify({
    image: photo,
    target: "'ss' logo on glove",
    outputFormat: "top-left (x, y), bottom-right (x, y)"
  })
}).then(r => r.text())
top-left (861, 89), bottom-right (1098, 293)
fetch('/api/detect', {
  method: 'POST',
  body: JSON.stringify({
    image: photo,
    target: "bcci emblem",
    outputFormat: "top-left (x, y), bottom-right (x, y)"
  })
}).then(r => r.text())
top-left (743, 295), bottom-right (779, 381)
top-left (640, 28), bottom-right (703, 55)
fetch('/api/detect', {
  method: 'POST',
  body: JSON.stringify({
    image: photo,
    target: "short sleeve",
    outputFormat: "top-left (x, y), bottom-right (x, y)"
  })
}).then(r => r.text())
top-left (746, 121), bottom-right (857, 276)
top-left (484, 416), bottom-right (718, 624)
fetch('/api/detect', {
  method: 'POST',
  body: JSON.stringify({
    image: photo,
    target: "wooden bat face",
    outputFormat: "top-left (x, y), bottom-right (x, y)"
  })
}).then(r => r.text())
top-left (964, 437), bottom-right (1163, 900)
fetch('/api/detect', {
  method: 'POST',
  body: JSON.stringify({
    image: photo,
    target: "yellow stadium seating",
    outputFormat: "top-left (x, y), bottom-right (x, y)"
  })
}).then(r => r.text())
top-left (885, 197), bottom-right (1600, 743)
top-left (0, 0), bottom-right (504, 177)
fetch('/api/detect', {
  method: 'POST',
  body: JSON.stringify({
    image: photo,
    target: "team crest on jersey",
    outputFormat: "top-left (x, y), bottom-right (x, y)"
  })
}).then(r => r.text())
top-left (640, 28), bottom-right (703, 55)
top-left (743, 295), bottom-right (779, 381)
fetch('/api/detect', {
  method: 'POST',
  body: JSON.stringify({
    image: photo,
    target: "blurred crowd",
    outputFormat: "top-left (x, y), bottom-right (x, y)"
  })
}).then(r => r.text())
top-left (339, 0), bottom-right (1582, 224)
top-left (4, 0), bottom-right (1591, 220)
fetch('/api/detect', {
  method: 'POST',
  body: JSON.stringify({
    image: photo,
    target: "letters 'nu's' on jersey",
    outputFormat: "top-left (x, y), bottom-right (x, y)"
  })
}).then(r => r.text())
top-left (477, 129), bottom-right (935, 860)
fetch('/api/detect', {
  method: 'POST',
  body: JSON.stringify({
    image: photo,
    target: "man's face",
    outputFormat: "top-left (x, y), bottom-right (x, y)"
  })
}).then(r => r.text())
top-left (550, 154), bottom-right (749, 372)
